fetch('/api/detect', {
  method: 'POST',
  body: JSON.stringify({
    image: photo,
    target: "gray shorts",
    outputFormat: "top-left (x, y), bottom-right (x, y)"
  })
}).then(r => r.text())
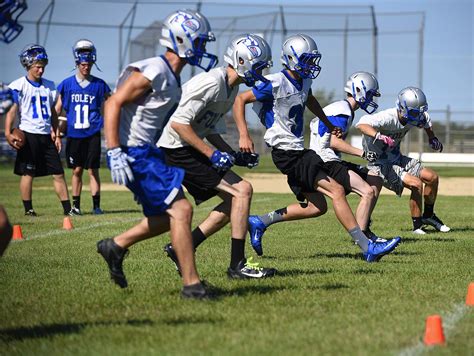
top-left (368, 156), bottom-right (423, 196)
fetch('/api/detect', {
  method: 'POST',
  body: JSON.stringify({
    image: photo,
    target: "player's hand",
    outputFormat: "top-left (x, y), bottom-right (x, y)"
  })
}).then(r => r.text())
top-left (374, 132), bottom-right (396, 148)
top-left (361, 150), bottom-right (378, 162)
top-left (232, 151), bottom-right (260, 169)
top-left (331, 126), bottom-right (343, 138)
top-left (429, 137), bottom-right (443, 152)
top-left (54, 136), bottom-right (62, 153)
top-left (210, 150), bottom-right (235, 172)
top-left (5, 132), bottom-right (22, 150)
top-left (107, 147), bottom-right (135, 185)
top-left (239, 135), bottom-right (255, 153)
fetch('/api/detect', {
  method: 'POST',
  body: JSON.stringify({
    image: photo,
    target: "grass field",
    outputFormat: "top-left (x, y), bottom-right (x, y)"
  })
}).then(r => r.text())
top-left (0, 164), bottom-right (473, 355)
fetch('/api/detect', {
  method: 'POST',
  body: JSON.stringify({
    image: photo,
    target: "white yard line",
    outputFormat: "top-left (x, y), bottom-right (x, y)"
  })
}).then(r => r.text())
top-left (397, 303), bottom-right (469, 356)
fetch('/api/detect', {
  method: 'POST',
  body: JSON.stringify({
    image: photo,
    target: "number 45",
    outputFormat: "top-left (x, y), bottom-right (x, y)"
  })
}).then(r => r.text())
top-left (74, 104), bottom-right (90, 129)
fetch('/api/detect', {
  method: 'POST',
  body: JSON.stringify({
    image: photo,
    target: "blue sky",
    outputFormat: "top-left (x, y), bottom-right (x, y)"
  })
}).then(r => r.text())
top-left (1, 0), bottom-right (472, 124)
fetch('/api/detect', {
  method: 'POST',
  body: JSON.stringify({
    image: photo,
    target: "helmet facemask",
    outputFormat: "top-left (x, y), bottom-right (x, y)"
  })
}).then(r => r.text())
top-left (19, 45), bottom-right (48, 69)
top-left (183, 33), bottom-right (218, 72)
top-left (291, 50), bottom-right (321, 79)
top-left (399, 101), bottom-right (428, 128)
top-left (355, 82), bottom-right (380, 114)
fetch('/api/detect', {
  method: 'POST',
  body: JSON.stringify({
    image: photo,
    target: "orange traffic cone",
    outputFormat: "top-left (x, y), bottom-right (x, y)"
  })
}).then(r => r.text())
top-left (63, 216), bottom-right (73, 230)
top-left (423, 315), bottom-right (445, 346)
top-left (466, 283), bottom-right (474, 306)
top-left (12, 225), bottom-right (23, 240)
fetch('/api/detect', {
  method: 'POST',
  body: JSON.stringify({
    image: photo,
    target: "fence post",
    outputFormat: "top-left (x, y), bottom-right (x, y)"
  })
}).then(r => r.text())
top-left (445, 105), bottom-right (451, 153)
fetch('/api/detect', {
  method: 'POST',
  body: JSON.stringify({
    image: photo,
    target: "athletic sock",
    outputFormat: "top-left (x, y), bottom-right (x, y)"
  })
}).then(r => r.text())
top-left (22, 200), bottom-right (33, 213)
top-left (192, 227), bottom-right (207, 250)
top-left (412, 216), bottom-right (423, 230)
top-left (259, 207), bottom-right (287, 227)
top-left (92, 194), bottom-right (100, 210)
top-left (423, 203), bottom-right (434, 218)
top-left (349, 226), bottom-right (370, 252)
top-left (72, 195), bottom-right (81, 210)
top-left (230, 238), bottom-right (245, 269)
top-left (61, 200), bottom-right (72, 215)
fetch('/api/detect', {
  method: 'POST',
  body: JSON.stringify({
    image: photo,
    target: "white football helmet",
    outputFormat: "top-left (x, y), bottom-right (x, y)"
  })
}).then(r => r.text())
top-left (281, 33), bottom-right (321, 79)
top-left (159, 9), bottom-right (217, 72)
top-left (223, 33), bottom-right (272, 87)
top-left (0, 82), bottom-right (13, 115)
top-left (19, 44), bottom-right (48, 69)
top-left (73, 39), bottom-right (97, 64)
top-left (344, 71), bottom-right (380, 114)
top-left (396, 87), bottom-right (428, 127)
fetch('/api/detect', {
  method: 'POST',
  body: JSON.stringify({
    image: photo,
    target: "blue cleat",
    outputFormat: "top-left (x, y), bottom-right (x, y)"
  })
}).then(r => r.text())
top-left (363, 236), bottom-right (401, 262)
top-left (248, 215), bottom-right (267, 256)
top-left (92, 207), bottom-right (104, 215)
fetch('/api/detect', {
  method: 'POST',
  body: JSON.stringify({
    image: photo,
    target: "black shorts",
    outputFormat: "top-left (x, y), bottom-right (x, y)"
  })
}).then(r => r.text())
top-left (66, 131), bottom-right (102, 169)
top-left (163, 146), bottom-right (242, 205)
top-left (14, 132), bottom-right (64, 177)
top-left (271, 148), bottom-right (325, 201)
top-left (323, 161), bottom-right (368, 194)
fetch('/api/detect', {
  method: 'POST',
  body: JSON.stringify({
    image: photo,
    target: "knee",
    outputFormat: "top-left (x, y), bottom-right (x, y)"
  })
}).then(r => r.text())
top-left (425, 171), bottom-right (439, 185)
top-left (409, 178), bottom-right (423, 193)
top-left (236, 180), bottom-right (253, 200)
top-left (332, 183), bottom-right (346, 200)
top-left (170, 198), bottom-right (193, 223)
top-left (362, 186), bottom-right (375, 201)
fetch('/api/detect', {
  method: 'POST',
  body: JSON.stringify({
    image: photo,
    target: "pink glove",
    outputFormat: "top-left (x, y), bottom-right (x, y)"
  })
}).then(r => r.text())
top-left (374, 132), bottom-right (396, 148)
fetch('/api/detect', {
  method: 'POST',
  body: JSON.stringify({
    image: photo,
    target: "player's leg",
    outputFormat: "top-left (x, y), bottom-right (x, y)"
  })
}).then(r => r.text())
top-left (19, 175), bottom-right (35, 215)
top-left (401, 173), bottom-right (424, 233)
top-left (15, 133), bottom-right (37, 215)
top-left (86, 132), bottom-right (103, 214)
top-left (420, 167), bottom-right (450, 232)
top-left (88, 168), bottom-right (102, 214)
top-left (248, 192), bottom-right (327, 255)
top-left (71, 166), bottom-right (84, 214)
top-left (348, 170), bottom-right (375, 231)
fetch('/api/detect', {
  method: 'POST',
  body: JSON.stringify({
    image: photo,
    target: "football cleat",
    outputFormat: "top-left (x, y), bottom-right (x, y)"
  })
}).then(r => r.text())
top-left (363, 237), bottom-right (401, 263)
top-left (364, 229), bottom-right (387, 243)
top-left (422, 214), bottom-right (450, 232)
top-left (69, 207), bottom-right (82, 216)
top-left (97, 238), bottom-right (129, 288)
top-left (413, 228), bottom-right (427, 235)
top-left (181, 281), bottom-right (211, 300)
top-left (24, 209), bottom-right (37, 217)
top-left (163, 243), bottom-right (181, 276)
top-left (92, 207), bottom-right (104, 215)
top-left (227, 257), bottom-right (276, 279)
top-left (248, 215), bottom-right (267, 256)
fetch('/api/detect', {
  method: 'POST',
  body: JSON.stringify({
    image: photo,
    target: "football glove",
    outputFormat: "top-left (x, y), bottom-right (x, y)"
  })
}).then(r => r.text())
top-left (374, 132), bottom-right (396, 148)
top-left (429, 137), bottom-right (443, 152)
top-left (210, 150), bottom-right (235, 172)
top-left (107, 147), bottom-right (135, 185)
top-left (232, 151), bottom-right (260, 169)
top-left (361, 150), bottom-right (378, 162)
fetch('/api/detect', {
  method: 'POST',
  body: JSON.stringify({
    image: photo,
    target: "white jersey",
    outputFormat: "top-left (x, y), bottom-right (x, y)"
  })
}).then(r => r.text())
top-left (309, 100), bottom-right (354, 162)
top-left (117, 56), bottom-right (182, 147)
top-left (158, 67), bottom-right (237, 149)
top-left (252, 71), bottom-right (312, 151)
top-left (356, 107), bottom-right (432, 164)
top-left (9, 76), bottom-right (57, 135)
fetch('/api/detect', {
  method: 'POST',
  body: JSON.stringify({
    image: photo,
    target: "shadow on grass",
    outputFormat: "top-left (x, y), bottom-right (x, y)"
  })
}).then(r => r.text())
top-left (353, 268), bottom-right (384, 275)
top-left (400, 237), bottom-right (455, 244)
top-left (0, 319), bottom-right (153, 342)
top-left (220, 285), bottom-right (286, 298)
top-left (317, 283), bottom-right (349, 290)
top-left (312, 252), bottom-right (361, 260)
top-left (277, 268), bottom-right (333, 277)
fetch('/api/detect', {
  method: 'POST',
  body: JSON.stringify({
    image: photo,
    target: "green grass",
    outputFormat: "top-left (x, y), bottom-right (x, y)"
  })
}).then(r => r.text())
top-left (0, 164), bottom-right (473, 355)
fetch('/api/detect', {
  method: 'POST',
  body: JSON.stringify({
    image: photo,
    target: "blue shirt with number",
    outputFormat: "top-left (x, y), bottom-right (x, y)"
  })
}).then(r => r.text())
top-left (57, 75), bottom-right (111, 138)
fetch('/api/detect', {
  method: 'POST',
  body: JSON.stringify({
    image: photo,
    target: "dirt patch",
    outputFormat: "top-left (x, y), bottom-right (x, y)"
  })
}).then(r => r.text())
top-left (98, 174), bottom-right (474, 196)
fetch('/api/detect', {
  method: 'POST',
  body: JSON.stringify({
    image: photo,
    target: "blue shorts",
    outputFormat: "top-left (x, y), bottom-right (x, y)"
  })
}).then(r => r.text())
top-left (123, 145), bottom-right (185, 217)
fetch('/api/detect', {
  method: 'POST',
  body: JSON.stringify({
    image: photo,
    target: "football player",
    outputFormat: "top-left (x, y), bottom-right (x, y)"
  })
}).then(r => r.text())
top-left (356, 86), bottom-right (450, 234)
top-left (55, 39), bottom-right (111, 215)
top-left (5, 44), bottom-right (75, 217)
top-left (160, 34), bottom-right (277, 278)
top-left (233, 34), bottom-right (401, 262)
top-left (96, 9), bottom-right (217, 299)
top-left (309, 72), bottom-right (386, 242)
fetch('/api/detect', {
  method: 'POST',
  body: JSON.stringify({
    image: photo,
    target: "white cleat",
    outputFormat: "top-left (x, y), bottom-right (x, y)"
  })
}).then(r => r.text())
top-left (422, 214), bottom-right (451, 233)
top-left (413, 228), bottom-right (427, 235)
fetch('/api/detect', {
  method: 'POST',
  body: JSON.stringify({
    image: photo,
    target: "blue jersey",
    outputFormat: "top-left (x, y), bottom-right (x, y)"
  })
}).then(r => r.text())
top-left (57, 75), bottom-right (110, 138)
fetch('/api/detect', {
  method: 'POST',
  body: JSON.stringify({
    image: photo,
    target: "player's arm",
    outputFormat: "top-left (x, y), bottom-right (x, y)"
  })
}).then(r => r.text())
top-left (306, 94), bottom-right (342, 137)
top-left (50, 104), bottom-right (62, 151)
top-left (171, 121), bottom-right (215, 158)
top-left (425, 127), bottom-right (443, 152)
top-left (206, 133), bottom-right (234, 153)
top-left (4, 103), bottom-right (21, 148)
top-left (329, 134), bottom-right (363, 157)
top-left (233, 90), bottom-right (257, 153)
top-left (104, 70), bottom-right (151, 149)
top-left (356, 123), bottom-right (378, 138)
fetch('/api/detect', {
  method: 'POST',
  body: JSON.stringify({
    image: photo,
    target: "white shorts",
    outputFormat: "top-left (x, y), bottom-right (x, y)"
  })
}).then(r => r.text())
top-left (368, 156), bottom-right (423, 196)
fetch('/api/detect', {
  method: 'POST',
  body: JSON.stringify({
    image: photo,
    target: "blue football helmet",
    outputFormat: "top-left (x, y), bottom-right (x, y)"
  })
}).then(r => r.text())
top-left (0, 0), bottom-right (27, 44)
top-left (223, 33), bottom-right (273, 87)
top-left (19, 44), bottom-right (48, 69)
top-left (0, 82), bottom-right (13, 115)
top-left (396, 87), bottom-right (428, 128)
top-left (159, 9), bottom-right (218, 72)
top-left (344, 71), bottom-right (381, 114)
top-left (73, 39), bottom-right (97, 64)
top-left (281, 34), bottom-right (321, 79)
